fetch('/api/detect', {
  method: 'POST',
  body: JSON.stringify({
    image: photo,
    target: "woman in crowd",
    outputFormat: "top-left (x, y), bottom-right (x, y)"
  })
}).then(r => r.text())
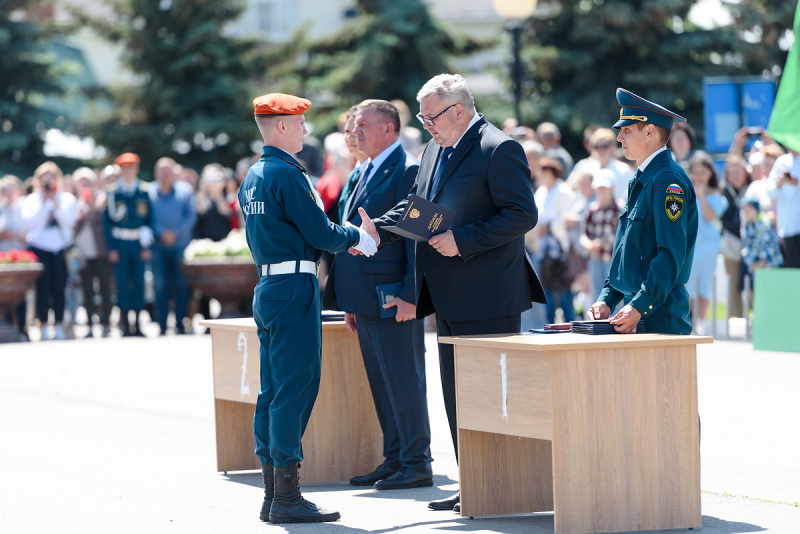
top-left (532, 156), bottom-right (576, 323)
top-left (668, 122), bottom-right (697, 171)
top-left (740, 198), bottom-right (783, 306)
top-left (73, 167), bottom-right (113, 338)
top-left (719, 155), bottom-right (752, 318)
top-left (195, 163), bottom-right (232, 242)
top-left (686, 152), bottom-right (728, 334)
top-left (1, 175), bottom-right (30, 340)
top-left (580, 170), bottom-right (622, 306)
top-left (20, 162), bottom-right (77, 340)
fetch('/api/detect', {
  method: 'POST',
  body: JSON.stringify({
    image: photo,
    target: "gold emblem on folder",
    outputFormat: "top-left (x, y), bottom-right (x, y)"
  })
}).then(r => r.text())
top-left (410, 209), bottom-right (420, 219)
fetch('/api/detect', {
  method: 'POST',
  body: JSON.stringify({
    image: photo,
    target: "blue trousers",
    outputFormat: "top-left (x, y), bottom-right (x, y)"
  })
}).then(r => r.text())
top-left (355, 315), bottom-right (432, 473)
top-left (543, 288), bottom-right (575, 324)
top-left (113, 242), bottom-right (145, 311)
top-left (252, 273), bottom-right (321, 467)
top-left (152, 246), bottom-right (189, 330)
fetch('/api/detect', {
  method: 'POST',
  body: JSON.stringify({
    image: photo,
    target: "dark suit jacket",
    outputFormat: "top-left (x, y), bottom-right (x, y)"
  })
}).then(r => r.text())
top-left (324, 145), bottom-right (419, 316)
top-left (374, 116), bottom-right (546, 322)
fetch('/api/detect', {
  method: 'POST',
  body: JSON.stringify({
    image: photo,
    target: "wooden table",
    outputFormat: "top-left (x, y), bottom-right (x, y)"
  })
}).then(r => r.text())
top-left (440, 332), bottom-right (712, 534)
top-left (201, 318), bottom-right (383, 483)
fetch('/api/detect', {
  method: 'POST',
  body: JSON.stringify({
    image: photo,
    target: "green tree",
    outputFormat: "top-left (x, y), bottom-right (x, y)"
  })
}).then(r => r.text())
top-left (513, 0), bottom-right (779, 153)
top-left (723, 0), bottom-right (795, 78)
top-left (263, 0), bottom-right (485, 134)
top-left (523, 0), bottom-right (739, 151)
top-left (0, 1), bottom-right (66, 177)
top-left (74, 0), bottom-right (265, 176)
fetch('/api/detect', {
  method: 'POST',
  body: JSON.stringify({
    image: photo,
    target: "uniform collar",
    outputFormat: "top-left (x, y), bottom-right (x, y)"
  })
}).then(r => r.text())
top-left (638, 146), bottom-right (668, 173)
top-left (262, 145), bottom-right (307, 173)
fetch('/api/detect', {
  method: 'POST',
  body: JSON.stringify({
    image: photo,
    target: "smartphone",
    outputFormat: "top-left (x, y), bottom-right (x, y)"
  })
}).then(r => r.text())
top-left (745, 126), bottom-right (764, 137)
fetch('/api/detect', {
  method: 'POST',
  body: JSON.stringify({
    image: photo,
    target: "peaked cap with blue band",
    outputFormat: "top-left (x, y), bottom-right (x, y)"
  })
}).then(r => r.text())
top-left (613, 88), bottom-right (686, 130)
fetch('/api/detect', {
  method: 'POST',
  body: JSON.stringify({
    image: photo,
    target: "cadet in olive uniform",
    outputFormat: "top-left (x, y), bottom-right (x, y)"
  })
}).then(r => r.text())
top-left (238, 93), bottom-right (377, 524)
top-left (102, 153), bottom-right (153, 336)
top-left (588, 88), bottom-right (698, 334)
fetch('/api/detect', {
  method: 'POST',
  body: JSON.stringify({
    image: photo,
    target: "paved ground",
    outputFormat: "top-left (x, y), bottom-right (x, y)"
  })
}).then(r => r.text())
top-left (1, 322), bottom-right (799, 534)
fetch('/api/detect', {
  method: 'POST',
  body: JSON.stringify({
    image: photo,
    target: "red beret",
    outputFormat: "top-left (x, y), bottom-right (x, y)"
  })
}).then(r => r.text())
top-left (114, 152), bottom-right (140, 166)
top-left (253, 93), bottom-right (311, 116)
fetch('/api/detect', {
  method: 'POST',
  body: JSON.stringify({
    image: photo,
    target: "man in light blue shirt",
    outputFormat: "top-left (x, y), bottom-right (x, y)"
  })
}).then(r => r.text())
top-left (149, 157), bottom-right (197, 334)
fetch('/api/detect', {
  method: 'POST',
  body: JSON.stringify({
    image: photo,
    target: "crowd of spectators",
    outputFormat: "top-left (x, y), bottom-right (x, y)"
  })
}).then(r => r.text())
top-left (2, 111), bottom-right (797, 341)
top-left (0, 156), bottom-right (250, 341)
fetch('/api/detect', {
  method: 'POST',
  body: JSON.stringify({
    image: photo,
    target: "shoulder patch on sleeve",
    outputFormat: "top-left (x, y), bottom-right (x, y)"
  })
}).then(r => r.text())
top-left (666, 183), bottom-right (684, 195)
top-left (665, 195), bottom-right (684, 221)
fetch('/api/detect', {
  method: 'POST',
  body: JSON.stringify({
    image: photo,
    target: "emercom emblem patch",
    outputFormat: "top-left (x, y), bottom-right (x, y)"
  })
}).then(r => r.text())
top-left (665, 195), bottom-right (684, 221)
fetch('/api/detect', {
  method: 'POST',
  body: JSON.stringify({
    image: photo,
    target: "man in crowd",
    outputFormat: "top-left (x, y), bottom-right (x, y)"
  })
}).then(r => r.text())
top-left (103, 152), bottom-right (153, 337)
top-left (588, 88), bottom-right (698, 335)
top-left (238, 93), bottom-right (377, 524)
top-left (766, 148), bottom-right (800, 267)
top-left (537, 121), bottom-right (574, 175)
top-left (149, 157), bottom-right (197, 335)
top-left (324, 100), bottom-right (432, 490)
top-left (359, 74), bottom-right (546, 512)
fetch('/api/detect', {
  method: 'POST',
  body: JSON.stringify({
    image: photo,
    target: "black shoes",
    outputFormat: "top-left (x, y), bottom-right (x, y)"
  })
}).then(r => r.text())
top-left (453, 502), bottom-right (461, 513)
top-left (268, 464), bottom-right (340, 524)
top-left (349, 462), bottom-right (399, 486)
top-left (428, 490), bottom-right (460, 510)
top-left (259, 464), bottom-right (273, 522)
top-left (374, 468), bottom-right (433, 490)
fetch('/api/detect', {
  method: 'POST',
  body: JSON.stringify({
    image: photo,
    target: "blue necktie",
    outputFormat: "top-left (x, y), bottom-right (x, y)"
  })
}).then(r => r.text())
top-left (627, 168), bottom-right (642, 200)
top-left (352, 162), bottom-right (373, 203)
top-left (429, 146), bottom-right (454, 200)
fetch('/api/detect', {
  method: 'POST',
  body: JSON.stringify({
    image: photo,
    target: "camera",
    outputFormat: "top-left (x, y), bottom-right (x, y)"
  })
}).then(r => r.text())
top-left (745, 126), bottom-right (764, 137)
top-left (42, 180), bottom-right (56, 193)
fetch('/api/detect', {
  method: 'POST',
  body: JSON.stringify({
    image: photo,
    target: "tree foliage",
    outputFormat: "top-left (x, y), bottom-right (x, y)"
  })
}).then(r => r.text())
top-left (262, 0), bottom-right (486, 134)
top-left (74, 0), bottom-right (266, 176)
top-left (0, 1), bottom-right (66, 177)
top-left (514, 0), bottom-right (793, 152)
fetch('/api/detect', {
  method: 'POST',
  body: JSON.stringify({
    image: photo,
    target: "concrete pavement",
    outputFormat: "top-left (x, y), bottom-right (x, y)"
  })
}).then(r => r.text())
top-left (1, 326), bottom-right (799, 533)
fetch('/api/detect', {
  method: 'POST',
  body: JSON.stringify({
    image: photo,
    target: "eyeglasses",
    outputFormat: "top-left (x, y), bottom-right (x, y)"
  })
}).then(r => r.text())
top-left (416, 103), bottom-right (457, 127)
top-left (594, 142), bottom-right (612, 150)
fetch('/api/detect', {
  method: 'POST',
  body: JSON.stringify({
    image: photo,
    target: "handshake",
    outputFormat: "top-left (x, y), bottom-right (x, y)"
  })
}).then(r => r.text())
top-left (348, 207), bottom-right (380, 257)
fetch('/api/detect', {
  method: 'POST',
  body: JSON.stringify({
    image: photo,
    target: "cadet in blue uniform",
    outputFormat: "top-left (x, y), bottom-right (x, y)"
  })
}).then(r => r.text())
top-left (102, 153), bottom-right (154, 337)
top-left (238, 93), bottom-right (377, 524)
top-left (588, 88), bottom-right (698, 334)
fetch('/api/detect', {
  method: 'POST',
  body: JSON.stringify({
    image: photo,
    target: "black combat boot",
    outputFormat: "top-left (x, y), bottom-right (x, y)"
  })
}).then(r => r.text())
top-left (259, 464), bottom-right (274, 522)
top-left (269, 463), bottom-right (340, 523)
top-left (119, 309), bottom-right (131, 336)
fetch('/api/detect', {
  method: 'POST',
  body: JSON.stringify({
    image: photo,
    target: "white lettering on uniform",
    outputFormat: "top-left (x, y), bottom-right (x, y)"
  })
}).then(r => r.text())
top-left (243, 201), bottom-right (265, 216)
top-left (242, 185), bottom-right (264, 217)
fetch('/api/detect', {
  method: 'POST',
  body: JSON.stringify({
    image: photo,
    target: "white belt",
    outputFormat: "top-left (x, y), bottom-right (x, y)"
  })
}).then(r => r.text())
top-left (111, 227), bottom-right (142, 241)
top-left (261, 260), bottom-right (317, 277)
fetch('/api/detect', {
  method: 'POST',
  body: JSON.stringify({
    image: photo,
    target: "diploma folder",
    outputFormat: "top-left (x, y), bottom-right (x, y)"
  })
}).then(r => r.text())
top-left (376, 282), bottom-right (404, 319)
top-left (384, 195), bottom-right (456, 242)
top-left (570, 319), bottom-right (646, 334)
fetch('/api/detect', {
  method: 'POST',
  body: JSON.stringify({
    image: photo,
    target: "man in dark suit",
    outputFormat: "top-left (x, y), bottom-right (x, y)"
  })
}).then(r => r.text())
top-left (358, 74), bottom-right (546, 511)
top-left (325, 100), bottom-right (433, 490)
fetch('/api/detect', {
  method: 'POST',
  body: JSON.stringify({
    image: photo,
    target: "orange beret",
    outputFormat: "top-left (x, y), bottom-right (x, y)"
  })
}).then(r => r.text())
top-left (253, 93), bottom-right (311, 116)
top-left (114, 152), bottom-right (140, 166)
